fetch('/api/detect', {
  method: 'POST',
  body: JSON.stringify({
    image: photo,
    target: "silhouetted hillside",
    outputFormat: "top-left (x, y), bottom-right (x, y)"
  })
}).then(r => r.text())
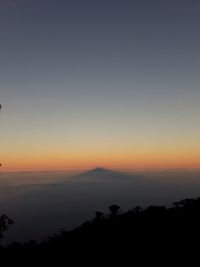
top-left (1, 197), bottom-right (200, 263)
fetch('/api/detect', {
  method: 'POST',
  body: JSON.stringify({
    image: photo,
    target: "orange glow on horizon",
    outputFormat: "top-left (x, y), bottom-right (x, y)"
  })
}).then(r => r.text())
top-left (1, 149), bottom-right (200, 172)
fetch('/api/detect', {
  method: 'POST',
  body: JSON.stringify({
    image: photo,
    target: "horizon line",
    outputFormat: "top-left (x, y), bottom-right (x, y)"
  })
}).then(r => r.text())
top-left (1, 166), bottom-right (200, 174)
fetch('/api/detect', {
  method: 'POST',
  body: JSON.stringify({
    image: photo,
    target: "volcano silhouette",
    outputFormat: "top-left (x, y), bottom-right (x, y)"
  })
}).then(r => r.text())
top-left (69, 167), bottom-right (139, 183)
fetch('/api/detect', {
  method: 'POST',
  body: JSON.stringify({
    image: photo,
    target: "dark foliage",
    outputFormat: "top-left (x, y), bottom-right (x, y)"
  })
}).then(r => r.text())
top-left (1, 197), bottom-right (200, 264)
top-left (0, 215), bottom-right (14, 240)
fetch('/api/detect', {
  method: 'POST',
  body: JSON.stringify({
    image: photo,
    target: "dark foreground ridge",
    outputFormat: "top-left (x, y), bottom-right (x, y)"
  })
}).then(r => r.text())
top-left (1, 197), bottom-right (200, 263)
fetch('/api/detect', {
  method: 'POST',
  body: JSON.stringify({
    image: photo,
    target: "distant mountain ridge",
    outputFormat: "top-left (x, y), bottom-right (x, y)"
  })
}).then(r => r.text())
top-left (68, 167), bottom-right (140, 183)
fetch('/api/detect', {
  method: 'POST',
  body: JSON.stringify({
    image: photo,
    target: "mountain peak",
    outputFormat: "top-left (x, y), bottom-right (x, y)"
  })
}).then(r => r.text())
top-left (90, 167), bottom-right (108, 172)
top-left (68, 167), bottom-right (137, 183)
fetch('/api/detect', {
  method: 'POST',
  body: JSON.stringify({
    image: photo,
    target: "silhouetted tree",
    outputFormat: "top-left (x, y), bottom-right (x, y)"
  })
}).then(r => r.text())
top-left (0, 214), bottom-right (14, 240)
top-left (108, 205), bottom-right (120, 216)
top-left (0, 105), bottom-right (14, 241)
top-left (93, 211), bottom-right (104, 222)
top-left (132, 206), bottom-right (143, 214)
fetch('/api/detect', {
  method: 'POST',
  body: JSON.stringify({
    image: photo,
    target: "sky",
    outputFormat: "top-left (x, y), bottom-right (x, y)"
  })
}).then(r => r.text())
top-left (0, 0), bottom-right (200, 171)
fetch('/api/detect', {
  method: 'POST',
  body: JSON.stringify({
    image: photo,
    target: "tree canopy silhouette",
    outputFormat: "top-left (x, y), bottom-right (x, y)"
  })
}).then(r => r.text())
top-left (0, 215), bottom-right (14, 241)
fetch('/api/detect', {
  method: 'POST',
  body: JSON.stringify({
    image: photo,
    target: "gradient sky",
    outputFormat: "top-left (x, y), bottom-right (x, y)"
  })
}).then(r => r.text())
top-left (1, 0), bottom-right (200, 171)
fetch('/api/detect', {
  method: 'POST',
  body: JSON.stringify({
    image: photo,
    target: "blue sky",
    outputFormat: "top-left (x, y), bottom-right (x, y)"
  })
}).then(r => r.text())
top-left (1, 0), bottom-right (200, 170)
